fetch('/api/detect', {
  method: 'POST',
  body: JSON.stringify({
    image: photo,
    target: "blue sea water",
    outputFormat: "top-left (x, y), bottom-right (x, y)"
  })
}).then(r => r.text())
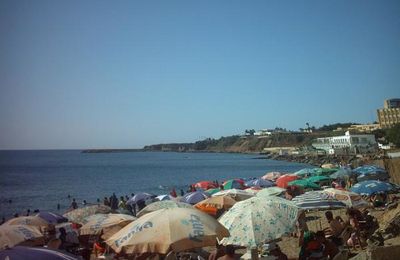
top-left (0, 150), bottom-right (309, 219)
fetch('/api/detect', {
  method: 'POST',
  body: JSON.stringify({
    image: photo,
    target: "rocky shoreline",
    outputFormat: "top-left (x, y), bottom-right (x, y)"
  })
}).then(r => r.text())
top-left (266, 153), bottom-right (385, 168)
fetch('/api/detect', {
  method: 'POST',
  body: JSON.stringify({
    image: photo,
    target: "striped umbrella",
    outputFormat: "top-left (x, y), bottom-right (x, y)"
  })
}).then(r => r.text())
top-left (291, 191), bottom-right (346, 210)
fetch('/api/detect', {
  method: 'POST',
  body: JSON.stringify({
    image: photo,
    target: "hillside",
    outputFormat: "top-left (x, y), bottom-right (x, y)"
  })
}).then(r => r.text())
top-left (143, 132), bottom-right (330, 153)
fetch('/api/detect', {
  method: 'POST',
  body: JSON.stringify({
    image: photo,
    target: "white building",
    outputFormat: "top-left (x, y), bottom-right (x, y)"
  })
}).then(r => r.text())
top-left (312, 131), bottom-right (377, 155)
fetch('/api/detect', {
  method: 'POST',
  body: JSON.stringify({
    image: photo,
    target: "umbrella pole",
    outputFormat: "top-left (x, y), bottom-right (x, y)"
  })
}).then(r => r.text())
top-left (251, 248), bottom-right (259, 260)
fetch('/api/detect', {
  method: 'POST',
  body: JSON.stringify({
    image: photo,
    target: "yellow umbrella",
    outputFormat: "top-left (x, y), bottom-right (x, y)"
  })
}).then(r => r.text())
top-left (195, 196), bottom-right (237, 211)
top-left (106, 208), bottom-right (229, 254)
top-left (4, 216), bottom-right (52, 232)
top-left (79, 214), bottom-right (136, 239)
top-left (0, 224), bottom-right (45, 250)
top-left (136, 201), bottom-right (193, 218)
top-left (63, 205), bottom-right (111, 224)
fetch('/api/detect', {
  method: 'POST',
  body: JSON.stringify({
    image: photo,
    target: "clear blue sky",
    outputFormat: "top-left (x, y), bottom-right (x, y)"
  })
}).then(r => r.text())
top-left (1, 0), bottom-right (399, 149)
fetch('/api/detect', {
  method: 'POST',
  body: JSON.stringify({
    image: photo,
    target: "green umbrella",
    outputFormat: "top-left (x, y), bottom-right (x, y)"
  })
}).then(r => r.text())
top-left (306, 175), bottom-right (332, 183)
top-left (205, 188), bottom-right (221, 195)
top-left (288, 179), bottom-right (320, 190)
top-left (295, 168), bottom-right (338, 177)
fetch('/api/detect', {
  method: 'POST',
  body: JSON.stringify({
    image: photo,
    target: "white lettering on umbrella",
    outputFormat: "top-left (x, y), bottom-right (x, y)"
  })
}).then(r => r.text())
top-left (188, 214), bottom-right (204, 242)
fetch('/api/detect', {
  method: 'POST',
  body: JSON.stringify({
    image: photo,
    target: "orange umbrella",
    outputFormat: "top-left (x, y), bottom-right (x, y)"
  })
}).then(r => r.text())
top-left (195, 196), bottom-right (237, 211)
top-left (276, 174), bottom-right (298, 188)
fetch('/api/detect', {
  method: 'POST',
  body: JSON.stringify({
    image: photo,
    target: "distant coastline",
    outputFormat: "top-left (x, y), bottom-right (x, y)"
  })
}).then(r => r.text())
top-left (81, 149), bottom-right (144, 153)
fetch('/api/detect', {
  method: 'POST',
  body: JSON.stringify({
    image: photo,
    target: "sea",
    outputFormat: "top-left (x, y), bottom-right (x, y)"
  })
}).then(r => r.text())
top-left (0, 150), bottom-right (310, 219)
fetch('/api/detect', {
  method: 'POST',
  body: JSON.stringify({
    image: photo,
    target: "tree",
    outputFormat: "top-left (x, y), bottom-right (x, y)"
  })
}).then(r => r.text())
top-left (386, 124), bottom-right (400, 147)
top-left (245, 129), bottom-right (255, 136)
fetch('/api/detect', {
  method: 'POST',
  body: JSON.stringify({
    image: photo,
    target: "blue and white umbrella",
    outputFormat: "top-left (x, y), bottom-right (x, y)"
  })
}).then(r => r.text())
top-left (353, 165), bottom-right (389, 182)
top-left (245, 178), bottom-right (275, 188)
top-left (350, 180), bottom-right (395, 196)
top-left (291, 191), bottom-right (346, 210)
top-left (180, 191), bottom-right (210, 204)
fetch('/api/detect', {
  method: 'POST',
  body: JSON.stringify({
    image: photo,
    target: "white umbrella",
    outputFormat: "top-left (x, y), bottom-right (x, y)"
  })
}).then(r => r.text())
top-left (219, 197), bottom-right (299, 248)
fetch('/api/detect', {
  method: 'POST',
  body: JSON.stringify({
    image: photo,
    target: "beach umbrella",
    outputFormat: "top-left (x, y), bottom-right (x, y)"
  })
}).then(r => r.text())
top-left (36, 212), bottom-right (68, 224)
top-left (291, 191), bottom-right (346, 210)
top-left (4, 216), bottom-right (53, 231)
top-left (222, 179), bottom-right (245, 190)
top-left (219, 197), bottom-right (299, 248)
top-left (127, 192), bottom-right (156, 205)
top-left (353, 166), bottom-right (389, 182)
top-left (350, 180), bottom-right (395, 196)
top-left (276, 174), bottom-right (298, 188)
top-left (0, 224), bottom-right (45, 250)
top-left (353, 165), bottom-right (387, 175)
top-left (79, 213), bottom-right (136, 239)
top-left (106, 208), bottom-right (229, 254)
top-left (181, 191), bottom-right (210, 205)
top-left (245, 178), bottom-right (274, 188)
top-left (294, 168), bottom-right (337, 177)
top-left (288, 179), bottom-right (321, 190)
top-left (194, 181), bottom-right (218, 190)
top-left (205, 188), bottom-right (221, 195)
top-left (305, 176), bottom-right (332, 184)
top-left (244, 187), bottom-right (262, 195)
top-left (330, 168), bottom-right (354, 180)
top-left (63, 205), bottom-right (111, 224)
top-left (261, 172), bottom-right (284, 181)
top-left (195, 196), bottom-right (237, 211)
top-left (136, 201), bottom-right (193, 218)
top-left (212, 189), bottom-right (254, 201)
top-left (256, 187), bottom-right (286, 198)
top-left (293, 168), bottom-right (318, 177)
top-left (0, 246), bottom-right (79, 260)
top-left (156, 195), bottom-right (172, 201)
top-left (322, 188), bottom-right (369, 208)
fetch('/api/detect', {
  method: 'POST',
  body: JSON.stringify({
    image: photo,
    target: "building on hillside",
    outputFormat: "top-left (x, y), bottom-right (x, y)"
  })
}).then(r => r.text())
top-left (254, 129), bottom-right (273, 136)
top-left (377, 98), bottom-right (400, 128)
top-left (312, 131), bottom-right (377, 155)
top-left (347, 124), bottom-right (380, 133)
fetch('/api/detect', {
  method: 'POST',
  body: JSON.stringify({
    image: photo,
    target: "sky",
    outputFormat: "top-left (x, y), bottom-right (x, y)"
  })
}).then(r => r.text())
top-left (1, 0), bottom-right (400, 149)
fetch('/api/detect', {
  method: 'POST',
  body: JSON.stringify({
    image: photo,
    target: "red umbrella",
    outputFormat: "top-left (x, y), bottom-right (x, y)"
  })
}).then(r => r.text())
top-left (276, 174), bottom-right (298, 188)
top-left (194, 181), bottom-right (218, 190)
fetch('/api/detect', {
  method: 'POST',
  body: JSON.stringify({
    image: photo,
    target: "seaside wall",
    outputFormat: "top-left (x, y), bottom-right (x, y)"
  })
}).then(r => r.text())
top-left (381, 158), bottom-right (400, 185)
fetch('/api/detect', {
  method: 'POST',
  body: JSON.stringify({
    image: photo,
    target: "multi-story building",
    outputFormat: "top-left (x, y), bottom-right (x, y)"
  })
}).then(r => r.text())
top-left (312, 131), bottom-right (377, 155)
top-left (377, 98), bottom-right (400, 128)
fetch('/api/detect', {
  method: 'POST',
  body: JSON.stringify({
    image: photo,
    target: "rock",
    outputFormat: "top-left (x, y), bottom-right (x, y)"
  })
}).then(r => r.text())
top-left (350, 245), bottom-right (400, 260)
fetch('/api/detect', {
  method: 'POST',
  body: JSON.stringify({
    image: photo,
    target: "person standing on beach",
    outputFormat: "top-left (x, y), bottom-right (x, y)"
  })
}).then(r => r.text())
top-left (71, 199), bottom-right (78, 209)
top-left (110, 193), bottom-right (118, 211)
top-left (103, 197), bottom-right (110, 206)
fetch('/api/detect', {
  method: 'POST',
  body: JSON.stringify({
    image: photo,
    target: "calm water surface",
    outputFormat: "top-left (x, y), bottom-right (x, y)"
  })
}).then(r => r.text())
top-left (0, 150), bottom-right (310, 218)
